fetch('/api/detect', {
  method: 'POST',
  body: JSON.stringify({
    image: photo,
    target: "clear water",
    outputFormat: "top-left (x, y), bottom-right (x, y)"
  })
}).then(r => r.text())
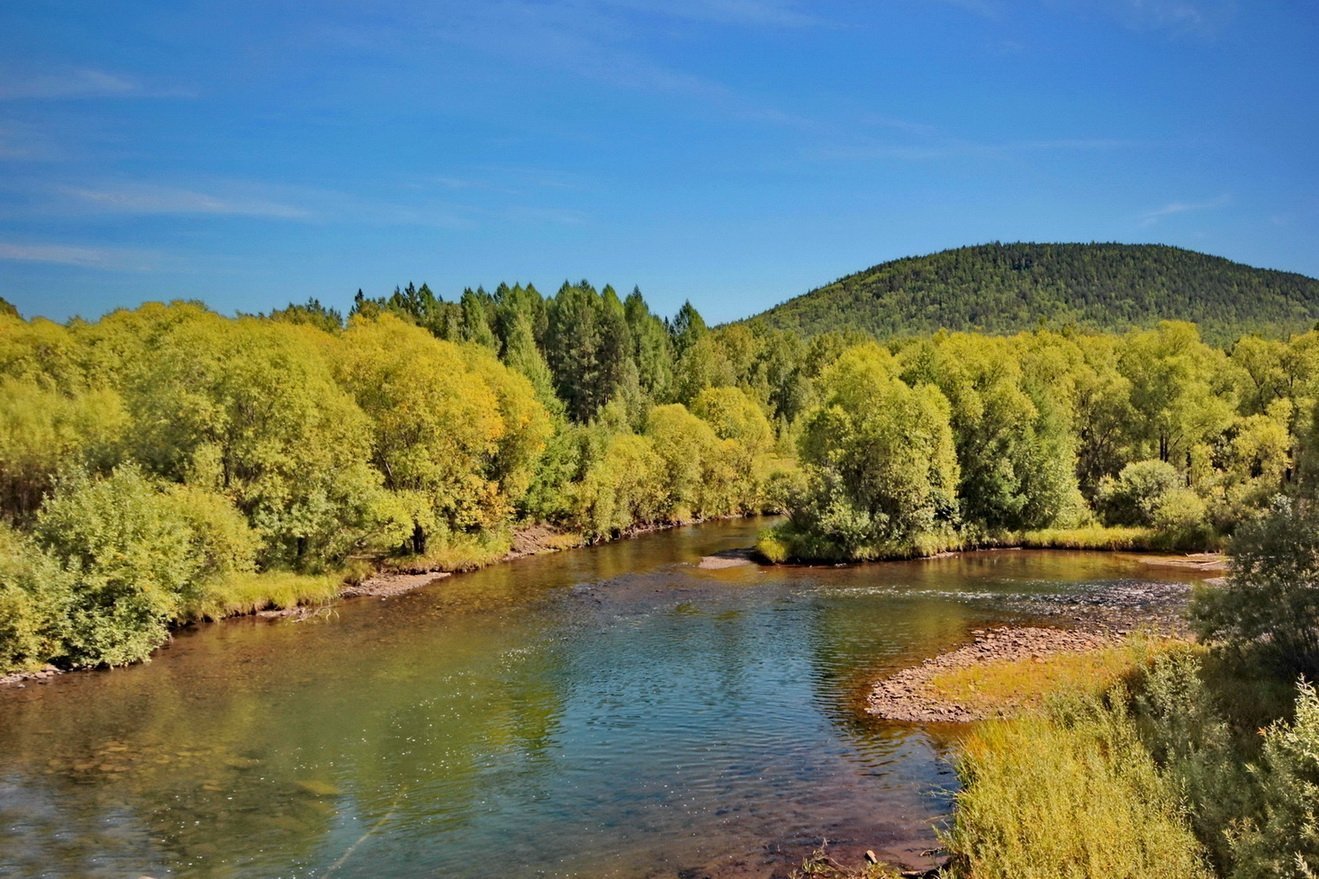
top-left (0, 519), bottom-right (1207, 878)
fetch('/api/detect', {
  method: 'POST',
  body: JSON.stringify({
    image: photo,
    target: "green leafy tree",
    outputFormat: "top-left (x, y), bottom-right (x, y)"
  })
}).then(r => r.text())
top-left (902, 334), bottom-right (1079, 531)
top-left (574, 433), bottom-right (666, 537)
top-left (336, 314), bottom-right (548, 552)
top-left (119, 307), bottom-right (384, 569)
top-left (644, 404), bottom-right (726, 520)
top-left (0, 378), bottom-right (126, 522)
top-left (779, 343), bottom-right (959, 559)
top-left (1119, 322), bottom-right (1236, 465)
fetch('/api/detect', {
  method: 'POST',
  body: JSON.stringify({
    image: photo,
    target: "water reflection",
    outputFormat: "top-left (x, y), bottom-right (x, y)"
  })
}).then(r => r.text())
top-left (0, 522), bottom-right (1209, 878)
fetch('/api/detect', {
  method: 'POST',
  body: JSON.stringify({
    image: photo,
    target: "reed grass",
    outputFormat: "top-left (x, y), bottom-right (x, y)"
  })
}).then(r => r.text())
top-left (1016, 525), bottom-right (1161, 550)
top-left (187, 570), bottom-right (343, 619)
top-left (945, 691), bottom-right (1212, 879)
top-left (383, 529), bottom-right (513, 574)
top-left (929, 637), bottom-right (1192, 717)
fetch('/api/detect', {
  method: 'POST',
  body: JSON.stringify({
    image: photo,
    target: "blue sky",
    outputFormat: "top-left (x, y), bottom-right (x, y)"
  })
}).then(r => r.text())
top-left (1, 0), bottom-right (1316, 324)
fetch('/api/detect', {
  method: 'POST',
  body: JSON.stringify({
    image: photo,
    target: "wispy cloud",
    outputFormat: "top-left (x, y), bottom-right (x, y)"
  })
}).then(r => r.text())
top-left (59, 183), bottom-right (311, 219)
top-left (417, 2), bottom-right (737, 102)
top-left (1139, 193), bottom-right (1231, 225)
top-left (0, 242), bottom-right (158, 270)
top-left (933, 0), bottom-right (1236, 35)
top-left (928, 0), bottom-right (1003, 17)
top-left (0, 68), bottom-right (190, 101)
top-left (503, 205), bottom-right (590, 226)
top-left (812, 136), bottom-right (1141, 162)
top-left (420, 166), bottom-right (581, 197)
top-left (597, 0), bottom-right (824, 28)
top-left (0, 121), bottom-right (59, 160)
top-left (1113, 0), bottom-right (1236, 34)
top-left (11, 175), bottom-right (586, 231)
top-left (1050, 0), bottom-right (1237, 36)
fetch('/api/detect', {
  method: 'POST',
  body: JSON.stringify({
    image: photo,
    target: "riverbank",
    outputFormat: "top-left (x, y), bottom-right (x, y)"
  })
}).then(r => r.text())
top-left (759, 523), bottom-right (1229, 566)
top-left (866, 553), bottom-right (1210, 723)
top-left (0, 515), bottom-right (762, 686)
top-left (867, 627), bottom-right (1186, 723)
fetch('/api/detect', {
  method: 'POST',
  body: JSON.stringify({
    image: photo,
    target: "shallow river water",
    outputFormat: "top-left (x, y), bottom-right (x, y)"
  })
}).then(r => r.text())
top-left (0, 518), bottom-right (1209, 878)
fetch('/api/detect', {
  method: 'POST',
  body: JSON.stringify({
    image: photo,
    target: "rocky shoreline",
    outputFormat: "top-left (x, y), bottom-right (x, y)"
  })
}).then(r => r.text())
top-left (865, 564), bottom-right (1213, 723)
top-left (866, 626), bottom-right (1122, 723)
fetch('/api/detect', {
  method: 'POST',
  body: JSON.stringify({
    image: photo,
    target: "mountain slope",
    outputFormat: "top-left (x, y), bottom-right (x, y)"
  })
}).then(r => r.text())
top-left (745, 243), bottom-right (1319, 343)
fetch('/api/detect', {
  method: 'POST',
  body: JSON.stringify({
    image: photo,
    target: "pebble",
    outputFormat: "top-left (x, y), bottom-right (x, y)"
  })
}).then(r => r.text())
top-left (867, 626), bottom-right (1127, 723)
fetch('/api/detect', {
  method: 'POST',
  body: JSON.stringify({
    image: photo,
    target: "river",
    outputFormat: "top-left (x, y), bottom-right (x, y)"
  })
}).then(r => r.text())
top-left (0, 518), bottom-right (1210, 878)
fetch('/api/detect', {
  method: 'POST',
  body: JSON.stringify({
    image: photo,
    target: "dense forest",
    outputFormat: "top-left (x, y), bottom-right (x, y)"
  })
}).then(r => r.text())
top-left (5, 268), bottom-right (1319, 673)
top-left (0, 284), bottom-right (801, 673)
top-left (747, 243), bottom-right (1319, 344)
top-left (761, 321), bottom-right (1319, 561)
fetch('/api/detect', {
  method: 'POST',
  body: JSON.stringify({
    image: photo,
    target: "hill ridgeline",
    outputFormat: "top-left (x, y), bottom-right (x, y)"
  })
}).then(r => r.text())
top-left (744, 243), bottom-right (1319, 342)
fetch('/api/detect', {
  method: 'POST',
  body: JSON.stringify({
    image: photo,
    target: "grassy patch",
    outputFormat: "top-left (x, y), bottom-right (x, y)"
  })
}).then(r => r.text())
top-left (929, 637), bottom-right (1192, 717)
top-left (1016, 525), bottom-right (1160, 550)
top-left (1015, 524), bottom-right (1222, 552)
top-left (187, 570), bottom-right (343, 619)
top-left (755, 533), bottom-right (790, 563)
top-left (755, 520), bottom-right (962, 563)
top-left (945, 692), bottom-right (1212, 879)
top-left (383, 529), bottom-right (514, 574)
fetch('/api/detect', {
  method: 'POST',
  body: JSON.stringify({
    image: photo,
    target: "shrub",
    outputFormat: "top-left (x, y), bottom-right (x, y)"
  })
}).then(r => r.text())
top-left (1228, 680), bottom-right (1319, 879)
top-left (1191, 497), bottom-right (1319, 678)
top-left (162, 484), bottom-right (260, 582)
top-left (1151, 487), bottom-right (1213, 547)
top-left (0, 525), bottom-right (72, 671)
top-left (1097, 458), bottom-right (1182, 527)
top-left (35, 467), bottom-right (258, 667)
top-left (945, 689), bottom-right (1211, 879)
top-left (1132, 652), bottom-right (1256, 873)
top-left (755, 533), bottom-right (789, 564)
top-left (37, 467), bottom-right (203, 665)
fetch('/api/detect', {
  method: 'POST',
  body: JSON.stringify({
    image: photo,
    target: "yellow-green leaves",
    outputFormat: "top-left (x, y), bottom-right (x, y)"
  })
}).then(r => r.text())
top-left (37, 467), bottom-right (236, 667)
top-left (786, 343), bottom-right (959, 559)
top-left (0, 378), bottom-right (126, 521)
top-left (335, 314), bottom-right (550, 548)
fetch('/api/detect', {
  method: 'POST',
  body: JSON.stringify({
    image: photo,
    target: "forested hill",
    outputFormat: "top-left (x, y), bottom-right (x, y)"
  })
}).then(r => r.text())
top-left (745, 243), bottom-right (1319, 343)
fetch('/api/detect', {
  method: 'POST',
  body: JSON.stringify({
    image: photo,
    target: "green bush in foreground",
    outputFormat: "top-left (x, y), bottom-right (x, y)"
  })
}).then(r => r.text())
top-left (1192, 497), bottom-right (1319, 679)
top-left (946, 688), bottom-right (1211, 879)
top-left (1228, 681), bottom-right (1319, 879)
top-left (1133, 653), bottom-right (1256, 874)
top-left (0, 525), bottom-right (72, 670)
top-left (34, 467), bottom-right (257, 667)
top-left (37, 467), bottom-right (207, 666)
